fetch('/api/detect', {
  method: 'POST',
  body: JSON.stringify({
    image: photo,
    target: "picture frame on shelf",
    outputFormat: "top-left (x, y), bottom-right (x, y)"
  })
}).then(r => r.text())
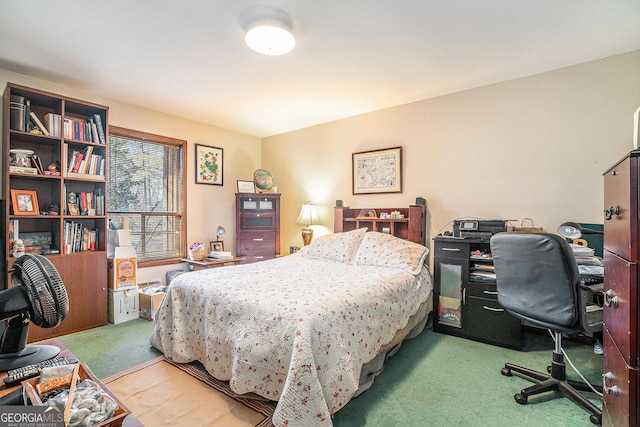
top-left (11, 189), bottom-right (39, 216)
top-left (352, 146), bottom-right (403, 194)
top-left (195, 144), bottom-right (223, 185)
top-left (237, 180), bottom-right (256, 193)
top-left (210, 241), bottom-right (224, 252)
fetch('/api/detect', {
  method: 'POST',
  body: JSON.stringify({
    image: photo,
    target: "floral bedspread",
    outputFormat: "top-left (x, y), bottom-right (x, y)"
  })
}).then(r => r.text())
top-left (150, 253), bottom-right (432, 427)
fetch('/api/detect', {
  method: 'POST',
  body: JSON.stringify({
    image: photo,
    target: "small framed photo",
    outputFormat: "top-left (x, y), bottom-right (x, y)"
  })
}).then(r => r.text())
top-left (195, 144), bottom-right (223, 185)
top-left (352, 146), bottom-right (403, 194)
top-left (237, 180), bottom-right (256, 193)
top-left (11, 189), bottom-right (39, 215)
top-left (210, 241), bottom-right (224, 252)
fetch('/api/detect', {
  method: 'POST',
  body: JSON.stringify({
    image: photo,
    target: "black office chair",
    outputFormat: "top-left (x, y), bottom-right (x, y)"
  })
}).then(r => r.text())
top-left (490, 232), bottom-right (603, 425)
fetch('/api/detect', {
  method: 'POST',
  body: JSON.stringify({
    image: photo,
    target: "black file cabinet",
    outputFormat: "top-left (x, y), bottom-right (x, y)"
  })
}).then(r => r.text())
top-left (433, 237), bottom-right (522, 349)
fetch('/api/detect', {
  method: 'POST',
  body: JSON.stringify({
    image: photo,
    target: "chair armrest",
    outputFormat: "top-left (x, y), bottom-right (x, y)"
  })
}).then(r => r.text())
top-left (578, 280), bottom-right (603, 294)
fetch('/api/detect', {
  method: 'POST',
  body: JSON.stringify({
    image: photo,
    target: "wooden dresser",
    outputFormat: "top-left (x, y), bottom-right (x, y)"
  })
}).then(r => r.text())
top-left (602, 150), bottom-right (639, 426)
top-left (235, 193), bottom-right (280, 263)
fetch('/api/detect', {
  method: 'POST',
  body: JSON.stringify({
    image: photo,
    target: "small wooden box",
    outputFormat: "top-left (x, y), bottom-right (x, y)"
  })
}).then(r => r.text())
top-left (23, 363), bottom-right (130, 427)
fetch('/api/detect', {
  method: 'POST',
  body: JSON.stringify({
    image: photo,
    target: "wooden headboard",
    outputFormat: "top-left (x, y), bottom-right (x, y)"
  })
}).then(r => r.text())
top-left (334, 197), bottom-right (427, 245)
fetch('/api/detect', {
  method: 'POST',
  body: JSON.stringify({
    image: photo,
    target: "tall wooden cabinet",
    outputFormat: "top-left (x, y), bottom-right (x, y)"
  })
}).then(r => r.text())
top-left (235, 193), bottom-right (280, 263)
top-left (602, 150), bottom-right (639, 426)
top-left (2, 83), bottom-right (109, 342)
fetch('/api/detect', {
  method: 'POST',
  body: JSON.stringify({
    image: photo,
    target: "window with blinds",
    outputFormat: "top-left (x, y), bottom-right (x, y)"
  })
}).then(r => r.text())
top-left (107, 126), bottom-right (186, 263)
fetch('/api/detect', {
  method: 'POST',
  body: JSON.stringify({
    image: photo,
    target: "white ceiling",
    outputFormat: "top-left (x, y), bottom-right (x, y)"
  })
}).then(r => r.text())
top-left (1, 1), bottom-right (639, 138)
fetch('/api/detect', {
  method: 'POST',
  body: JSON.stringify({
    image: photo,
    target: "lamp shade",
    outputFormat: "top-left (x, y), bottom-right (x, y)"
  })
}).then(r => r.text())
top-left (296, 202), bottom-right (319, 227)
top-left (557, 222), bottom-right (603, 239)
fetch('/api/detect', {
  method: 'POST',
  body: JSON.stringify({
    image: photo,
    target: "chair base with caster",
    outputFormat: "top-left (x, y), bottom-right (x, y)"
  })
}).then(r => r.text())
top-left (491, 233), bottom-right (605, 426)
top-left (500, 333), bottom-right (602, 425)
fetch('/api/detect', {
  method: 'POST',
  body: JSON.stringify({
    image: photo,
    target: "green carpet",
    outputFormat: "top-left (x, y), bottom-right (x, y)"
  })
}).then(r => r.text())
top-left (55, 320), bottom-right (602, 426)
top-left (56, 318), bottom-right (160, 379)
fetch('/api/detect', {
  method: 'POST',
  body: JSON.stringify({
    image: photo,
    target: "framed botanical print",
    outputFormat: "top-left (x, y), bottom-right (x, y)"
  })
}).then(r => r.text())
top-left (196, 144), bottom-right (223, 185)
top-left (352, 146), bottom-right (403, 194)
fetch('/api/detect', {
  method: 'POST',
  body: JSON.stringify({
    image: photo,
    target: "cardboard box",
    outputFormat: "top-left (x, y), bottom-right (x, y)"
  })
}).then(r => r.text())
top-left (107, 246), bottom-right (137, 290)
top-left (139, 282), bottom-right (166, 321)
top-left (108, 288), bottom-right (139, 324)
top-left (438, 296), bottom-right (461, 327)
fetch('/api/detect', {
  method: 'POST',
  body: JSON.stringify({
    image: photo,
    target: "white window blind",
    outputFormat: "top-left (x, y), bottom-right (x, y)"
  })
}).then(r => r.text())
top-left (108, 128), bottom-right (185, 262)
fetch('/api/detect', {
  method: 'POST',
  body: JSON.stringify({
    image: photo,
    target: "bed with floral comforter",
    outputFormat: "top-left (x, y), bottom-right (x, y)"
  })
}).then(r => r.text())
top-left (150, 228), bottom-right (432, 427)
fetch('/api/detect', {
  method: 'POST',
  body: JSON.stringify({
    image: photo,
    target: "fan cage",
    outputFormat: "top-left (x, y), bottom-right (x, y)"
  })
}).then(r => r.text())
top-left (12, 254), bottom-right (68, 328)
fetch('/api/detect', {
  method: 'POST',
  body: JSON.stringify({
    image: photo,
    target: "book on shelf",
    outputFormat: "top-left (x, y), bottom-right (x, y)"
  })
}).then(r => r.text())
top-left (9, 166), bottom-right (38, 175)
top-left (89, 117), bottom-right (100, 143)
top-left (94, 113), bottom-right (106, 144)
top-left (64, 221), bottom-right (99, 253)
top-left (209, 251), bottom-right (233, 259)
top-left (72, 152), bottom-right (84, 173)
top-left (24, 100), bottom-right (30, 132)
top-left (44, 113), bottom-right (61, 137)
top-left (29, 112), bottom-right (49, 136)
top-left (8, 220), bottom-right (19, 251)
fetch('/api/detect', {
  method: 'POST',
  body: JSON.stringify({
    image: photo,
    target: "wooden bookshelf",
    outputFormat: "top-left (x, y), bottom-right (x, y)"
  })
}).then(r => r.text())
top-left (333, 197), bottom-right (427, 245)
top-left (2, 82), bottom-right (109, 341)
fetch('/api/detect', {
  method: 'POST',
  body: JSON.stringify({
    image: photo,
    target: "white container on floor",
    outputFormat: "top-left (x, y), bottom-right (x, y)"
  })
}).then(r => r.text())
top-left (108, 288), bottom-right (139, 324)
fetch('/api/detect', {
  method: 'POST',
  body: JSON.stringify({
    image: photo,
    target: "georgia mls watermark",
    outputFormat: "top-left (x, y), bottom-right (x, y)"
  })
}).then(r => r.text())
top-left (0, 404), bottom-right (64, 427)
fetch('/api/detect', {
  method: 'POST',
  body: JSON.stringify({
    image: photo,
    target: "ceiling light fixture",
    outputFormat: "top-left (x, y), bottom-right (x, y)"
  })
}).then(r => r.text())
top-left (240, 5), bottom-right (295, 56)
top-left (245, 20), bottom-right (295, 56)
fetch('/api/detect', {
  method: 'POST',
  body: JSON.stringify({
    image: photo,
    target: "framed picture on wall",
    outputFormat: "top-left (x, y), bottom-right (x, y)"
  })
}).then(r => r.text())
top-left (352, 146), bottom-right (403, 194)
top-left (195, 144), bottom-right (223, 185)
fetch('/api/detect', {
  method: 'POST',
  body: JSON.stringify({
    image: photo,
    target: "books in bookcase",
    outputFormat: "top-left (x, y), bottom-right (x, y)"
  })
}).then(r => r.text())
top-left (44, 113), bottom-right (61, 137)
top-left (29, 112), bottom-right (49, 135)
top-left (63, 220), bottom-right (99, 253)
top-left (65, 189), bottom-right (104, 216)
top-left (64, 144), bottom-right (105, 179)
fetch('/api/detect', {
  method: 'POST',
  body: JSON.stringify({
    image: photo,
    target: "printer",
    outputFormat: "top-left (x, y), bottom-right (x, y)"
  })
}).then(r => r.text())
top-left (452, 219), bottom-right (506, 241)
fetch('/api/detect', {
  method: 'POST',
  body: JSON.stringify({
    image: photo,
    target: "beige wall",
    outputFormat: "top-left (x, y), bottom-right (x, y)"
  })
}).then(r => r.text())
top-left (0, 69), bottom-right (262, 283)
top-left (2, 50), bottom-right (639, 280)
top-left (263, 50), bottom-right (640, 256)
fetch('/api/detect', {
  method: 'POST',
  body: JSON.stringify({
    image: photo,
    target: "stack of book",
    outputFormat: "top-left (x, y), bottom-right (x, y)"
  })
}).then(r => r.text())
top-left (209, 251), bottom-right (233, 260)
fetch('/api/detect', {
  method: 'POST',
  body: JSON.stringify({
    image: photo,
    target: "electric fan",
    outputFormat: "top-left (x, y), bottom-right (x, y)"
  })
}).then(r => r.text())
top-left (0, 254), bottom-right (69, 370)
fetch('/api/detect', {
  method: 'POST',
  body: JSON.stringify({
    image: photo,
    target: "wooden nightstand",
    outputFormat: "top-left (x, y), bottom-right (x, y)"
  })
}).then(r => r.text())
top-left (181, 257), bottom-right (244, 271)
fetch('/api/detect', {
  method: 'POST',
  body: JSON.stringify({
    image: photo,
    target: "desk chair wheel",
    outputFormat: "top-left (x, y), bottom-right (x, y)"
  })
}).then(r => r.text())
top-left (501, 366), bottom-right (512, 376)
top-left (514, 393), bottom-right (527, 405)
top-left (589, 414), bottom-right (601, 425)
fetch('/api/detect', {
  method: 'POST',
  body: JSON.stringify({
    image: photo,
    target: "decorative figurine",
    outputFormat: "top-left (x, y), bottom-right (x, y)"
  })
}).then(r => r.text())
top-left (46, 161), bottom-right (61, 176)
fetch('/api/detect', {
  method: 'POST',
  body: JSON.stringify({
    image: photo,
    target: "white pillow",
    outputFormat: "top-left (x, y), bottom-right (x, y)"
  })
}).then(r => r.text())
top-left (298, 227), bottom-right (368, 263)
top-left (352, 231), bottom-right (429, 274)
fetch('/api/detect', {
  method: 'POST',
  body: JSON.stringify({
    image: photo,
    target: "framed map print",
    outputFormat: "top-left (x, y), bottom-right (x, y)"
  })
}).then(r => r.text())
top-left (352, 146), bottom-right (403, 194)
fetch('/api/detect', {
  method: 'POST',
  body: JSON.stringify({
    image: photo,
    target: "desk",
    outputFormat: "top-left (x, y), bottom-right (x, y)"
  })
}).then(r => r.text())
top-left (182, 257), bottom-right (244, 271)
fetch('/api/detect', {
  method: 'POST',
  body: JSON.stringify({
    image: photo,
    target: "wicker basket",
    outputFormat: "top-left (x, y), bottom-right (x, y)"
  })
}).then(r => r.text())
top-left (188, 249), bottom-right (206, 261)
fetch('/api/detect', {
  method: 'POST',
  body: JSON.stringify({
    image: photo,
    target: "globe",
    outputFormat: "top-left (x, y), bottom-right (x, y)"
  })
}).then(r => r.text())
top-left (253, 169), bottom-right (274, 190)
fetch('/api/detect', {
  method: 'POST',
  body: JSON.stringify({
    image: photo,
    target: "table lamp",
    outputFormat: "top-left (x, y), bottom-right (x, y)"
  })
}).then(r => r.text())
top-left (557, 222), bottom-right (603, 239)
top-left (296, 202), bottom-right (319, 245)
